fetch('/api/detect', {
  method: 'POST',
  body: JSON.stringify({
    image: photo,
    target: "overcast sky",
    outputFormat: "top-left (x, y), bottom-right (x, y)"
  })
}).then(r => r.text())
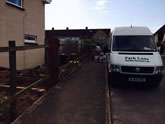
top-left (45, 0), bottom-right (165, 33)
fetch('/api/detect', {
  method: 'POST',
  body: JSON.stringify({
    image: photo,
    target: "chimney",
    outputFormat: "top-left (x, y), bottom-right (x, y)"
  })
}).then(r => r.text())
top-left (52, 27), bottom-right (55, 30)
top-left (66, 27), bottom-right (69, 30)
top-left (86, 27), bottom-right (88, 30)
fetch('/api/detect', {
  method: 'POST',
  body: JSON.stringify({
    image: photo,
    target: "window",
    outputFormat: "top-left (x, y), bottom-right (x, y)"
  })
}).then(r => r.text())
top-left (99, 36), bottom-right (105, 40)
top-left (24, 35), bottom-right (37, 44)
top-left (7, 0), bottom-right (22, 7)
top-left (113, 36), bottom-right (157, 52)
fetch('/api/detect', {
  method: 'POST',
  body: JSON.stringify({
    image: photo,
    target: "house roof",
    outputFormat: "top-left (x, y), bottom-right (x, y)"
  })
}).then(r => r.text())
top-left (45, 28), bottom-right (111, 38)
top-left (154, 25), bottom-right (165, 35)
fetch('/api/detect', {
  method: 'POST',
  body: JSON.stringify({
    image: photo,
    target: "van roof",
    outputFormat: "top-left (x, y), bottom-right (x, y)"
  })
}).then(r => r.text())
top-left (113, 26), bottom-right (153, 36)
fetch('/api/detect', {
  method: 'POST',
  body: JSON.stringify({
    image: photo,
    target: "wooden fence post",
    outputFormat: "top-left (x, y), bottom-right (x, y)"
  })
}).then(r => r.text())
top-left (68, 40), bottom-right (71, 61)
top-left (9, 41), bottom-right (17, 122)
top-left (47, 37), bottom-right (59, 88)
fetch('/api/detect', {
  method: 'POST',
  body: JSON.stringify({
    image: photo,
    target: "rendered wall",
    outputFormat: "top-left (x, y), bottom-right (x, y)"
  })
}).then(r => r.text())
top-left (0, 0), bottom-right (45, 70)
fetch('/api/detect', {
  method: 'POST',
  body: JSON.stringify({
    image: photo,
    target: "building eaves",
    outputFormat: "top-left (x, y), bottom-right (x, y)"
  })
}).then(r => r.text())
top-left (154, 25), bottom-right (165, 35)
top-left (45, 28), bottom-right (111, 38)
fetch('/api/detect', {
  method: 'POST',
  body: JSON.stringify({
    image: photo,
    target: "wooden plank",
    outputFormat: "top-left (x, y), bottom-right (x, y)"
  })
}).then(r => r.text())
top-left (0, 44), bottom-right (49, 52)
top-left (0, 47), bottom-right (9, 52)
top-left (15, 44), bottom-right (49, 51)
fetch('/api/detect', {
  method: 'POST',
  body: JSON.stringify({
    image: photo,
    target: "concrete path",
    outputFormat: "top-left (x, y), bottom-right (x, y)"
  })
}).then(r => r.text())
top-left (13, 61), bottom-right (106, 124)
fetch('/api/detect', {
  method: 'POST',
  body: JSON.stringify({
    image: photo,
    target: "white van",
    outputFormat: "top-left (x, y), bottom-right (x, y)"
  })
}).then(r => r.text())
top-left (107, 26), bottom-right (163, 88)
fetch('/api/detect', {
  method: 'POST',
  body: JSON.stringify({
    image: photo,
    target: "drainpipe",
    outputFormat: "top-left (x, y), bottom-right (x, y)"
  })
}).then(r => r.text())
top-left (23, 11), bottom-right (27, 69)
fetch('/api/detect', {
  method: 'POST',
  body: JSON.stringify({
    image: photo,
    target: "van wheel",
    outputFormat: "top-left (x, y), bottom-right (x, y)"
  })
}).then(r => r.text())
top-left (108, 73), bottom-right (118, 87)
top-left (108, 72), bottom-right (114, 84)
top-left (152, 82), bottom-right (160, 88)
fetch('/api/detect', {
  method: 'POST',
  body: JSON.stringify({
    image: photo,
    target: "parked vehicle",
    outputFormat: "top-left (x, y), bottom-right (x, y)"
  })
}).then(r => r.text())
top-left (107, 26), bottom-right (163, 88)
top-left (98, 53), bottom-right (106, 63)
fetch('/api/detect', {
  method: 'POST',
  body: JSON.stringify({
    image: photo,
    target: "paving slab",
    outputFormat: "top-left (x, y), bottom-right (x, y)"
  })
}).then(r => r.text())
top-left (13, 61), bottom-right (106, 124)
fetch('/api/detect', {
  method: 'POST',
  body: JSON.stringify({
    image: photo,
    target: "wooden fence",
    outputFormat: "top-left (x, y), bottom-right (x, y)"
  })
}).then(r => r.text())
top-left (0, 37), bottom-right (59, 122)
top-left (0, 37), bottom-right (90, 122)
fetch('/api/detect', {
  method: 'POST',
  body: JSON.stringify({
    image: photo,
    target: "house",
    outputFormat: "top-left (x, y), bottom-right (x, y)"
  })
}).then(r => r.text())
top-left (45, 27), bottom-right (111, 54)
top-left (0, 0), bottom-right (51, 70)
top-left (154, 25), bottom-right (165, 46)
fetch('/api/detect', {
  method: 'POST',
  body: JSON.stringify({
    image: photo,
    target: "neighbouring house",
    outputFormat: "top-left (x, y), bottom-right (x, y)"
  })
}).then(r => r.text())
top-left (154, 25), bottom-right (165, 46)
top-left (45, 27), bottom-right (111, 54)
top-left (0, 0), bottom-right (51, 70)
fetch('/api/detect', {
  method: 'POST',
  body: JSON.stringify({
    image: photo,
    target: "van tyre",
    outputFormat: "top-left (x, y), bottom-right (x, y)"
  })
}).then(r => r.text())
top-left (152, 82), bottom-right (160, 88)
top-left (108, 72), bottom-right (115, 85)
top-left (108, 73), bottom-right (118, 87)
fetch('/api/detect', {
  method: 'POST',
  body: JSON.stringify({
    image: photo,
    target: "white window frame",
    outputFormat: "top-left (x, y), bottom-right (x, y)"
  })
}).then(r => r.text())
top-left (24, 35), bottom-right (37, 44)
top-left (6, 0), bottom-right (23, 8)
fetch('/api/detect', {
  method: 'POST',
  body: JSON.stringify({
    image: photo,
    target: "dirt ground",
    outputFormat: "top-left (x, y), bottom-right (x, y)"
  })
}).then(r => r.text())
top-left (0, 89), bottom-right (46, 124)
top-left (0, 66), bottom-right (48, 124)
top-left (0, 59), bottom-right (86, 124)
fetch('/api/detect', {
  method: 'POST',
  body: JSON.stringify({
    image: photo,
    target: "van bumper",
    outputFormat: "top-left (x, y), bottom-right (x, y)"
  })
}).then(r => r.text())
top-left (109, 72), bottom-right (163, 84)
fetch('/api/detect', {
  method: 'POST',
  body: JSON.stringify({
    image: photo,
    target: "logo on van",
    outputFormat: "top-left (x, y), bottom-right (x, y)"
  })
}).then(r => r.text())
top-left (125, 57), bottom-right (150, 63)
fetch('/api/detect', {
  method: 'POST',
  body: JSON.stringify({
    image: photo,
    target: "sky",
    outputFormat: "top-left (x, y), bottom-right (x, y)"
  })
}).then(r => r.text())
top-left (45, 0), bottom-right (165, 33)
